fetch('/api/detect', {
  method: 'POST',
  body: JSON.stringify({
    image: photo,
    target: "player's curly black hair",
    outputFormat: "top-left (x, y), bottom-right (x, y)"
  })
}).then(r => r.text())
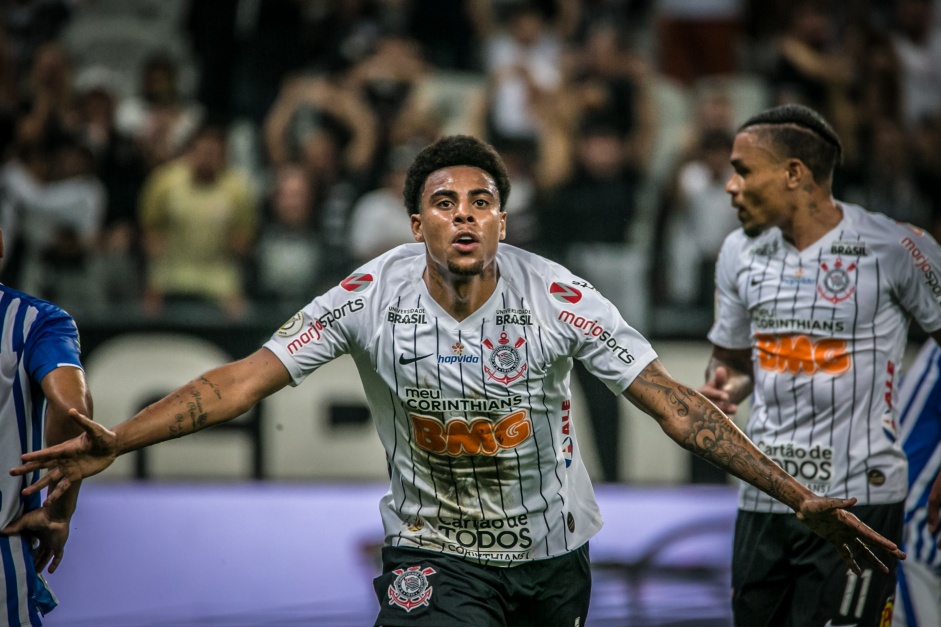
top-left (403, 135), bottom-right (511, 215)
top-left (739, 104), bottom-right (843, 185)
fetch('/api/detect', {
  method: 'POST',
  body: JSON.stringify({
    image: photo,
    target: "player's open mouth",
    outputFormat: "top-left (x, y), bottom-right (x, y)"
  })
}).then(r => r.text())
top-left (452, 232), bottom-right (479, 252)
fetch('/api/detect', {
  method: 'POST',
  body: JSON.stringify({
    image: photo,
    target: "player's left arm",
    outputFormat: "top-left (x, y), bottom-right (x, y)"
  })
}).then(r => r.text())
top-left (623, 358), bottom-right (906, 573)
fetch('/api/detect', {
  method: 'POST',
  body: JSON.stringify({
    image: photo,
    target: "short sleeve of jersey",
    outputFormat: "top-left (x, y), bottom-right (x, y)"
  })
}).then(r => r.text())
top-left (263, 284), bottom-right (369, 386)
top-left (23, 305), bottom-right (83, 384)
top-left (885, 224), bottom-right (941, 334)
top-left (707, 231), bottom-right (753, 349)
top-left (541, 269), bottom-right (657, 395)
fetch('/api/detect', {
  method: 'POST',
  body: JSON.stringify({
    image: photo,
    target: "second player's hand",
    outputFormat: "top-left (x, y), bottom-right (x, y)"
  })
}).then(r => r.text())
top-left (11, 409), bottom-right (118, 505)
top-left (795, 496), bottom-right (906, 575)
top-left (698, 366), bottom-right (739, 414)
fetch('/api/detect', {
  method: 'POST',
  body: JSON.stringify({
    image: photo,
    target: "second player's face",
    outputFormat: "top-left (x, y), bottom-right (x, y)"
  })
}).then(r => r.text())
top-left (412, 165), bottom-right (506, 278)
top-left (725, 131), bottom-right (790, 237)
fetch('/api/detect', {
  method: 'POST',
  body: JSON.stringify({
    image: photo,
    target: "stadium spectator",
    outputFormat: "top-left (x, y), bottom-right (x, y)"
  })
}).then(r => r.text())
top-left (138, 122), bottom-right (256, 320)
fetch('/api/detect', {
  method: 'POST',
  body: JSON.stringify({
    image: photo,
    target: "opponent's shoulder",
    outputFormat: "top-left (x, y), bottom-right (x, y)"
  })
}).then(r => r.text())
top-left (0, 284), bottom-right (77, 342)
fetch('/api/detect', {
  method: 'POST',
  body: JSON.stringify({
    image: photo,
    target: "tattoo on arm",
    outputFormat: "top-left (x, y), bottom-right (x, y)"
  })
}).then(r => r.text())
top-left (635, 367), bottom-right (796, 505)
top-left (199, 376), bottom-right (222, 400)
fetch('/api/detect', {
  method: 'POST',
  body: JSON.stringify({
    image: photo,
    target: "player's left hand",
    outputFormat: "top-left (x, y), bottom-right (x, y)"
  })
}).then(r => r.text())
top-left (1, 508), bottom-right (70, 574)
top-left (795, 496), bottom-right (905, 575)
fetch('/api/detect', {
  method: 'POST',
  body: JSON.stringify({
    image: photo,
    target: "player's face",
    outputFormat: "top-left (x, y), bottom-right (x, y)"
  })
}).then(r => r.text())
top-left (411, 165), bottom-right (506, 278)
top-left (726, 131), bottom-right (791, 237)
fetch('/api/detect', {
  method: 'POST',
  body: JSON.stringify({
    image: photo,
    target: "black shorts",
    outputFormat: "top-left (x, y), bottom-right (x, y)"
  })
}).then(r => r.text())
top-left (373, 544), bottom-right (591, 627)
top-left (732, 503), bottom-right (903, 627)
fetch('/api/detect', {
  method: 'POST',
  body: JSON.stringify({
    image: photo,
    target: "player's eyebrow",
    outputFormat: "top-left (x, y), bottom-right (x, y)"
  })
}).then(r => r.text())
top-left (429, 188), bottom-right (496, 200)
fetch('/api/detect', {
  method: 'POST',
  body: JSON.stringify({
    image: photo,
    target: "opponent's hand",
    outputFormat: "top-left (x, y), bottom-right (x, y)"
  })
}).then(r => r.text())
top-left (796, 496), bottom-right (905, 575)
top-left (698, 366), bottom-right (739, 414)
top-left (1, 508), bottom-right (70, 574)
top-left (10, 409), bottom-right (118, 505)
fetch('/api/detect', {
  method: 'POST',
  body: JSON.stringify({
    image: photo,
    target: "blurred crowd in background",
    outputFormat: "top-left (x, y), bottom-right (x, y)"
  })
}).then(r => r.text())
top-left (1, 0), bottom-right (940, 338)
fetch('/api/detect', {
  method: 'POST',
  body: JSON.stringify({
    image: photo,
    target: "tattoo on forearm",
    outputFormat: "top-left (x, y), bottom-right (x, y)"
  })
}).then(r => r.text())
top-left (170, 413), bottom-right (185, 437)
top-left (199, 376), bottom-right (222, 400)
top-left (636, 368), bottom-right (798, 505)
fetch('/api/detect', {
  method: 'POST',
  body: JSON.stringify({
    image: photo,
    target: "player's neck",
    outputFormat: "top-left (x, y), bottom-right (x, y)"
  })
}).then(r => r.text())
top-left (782, 197), bottom-right (843, 251)
top-left (423, 263), bottom-right (499, 322)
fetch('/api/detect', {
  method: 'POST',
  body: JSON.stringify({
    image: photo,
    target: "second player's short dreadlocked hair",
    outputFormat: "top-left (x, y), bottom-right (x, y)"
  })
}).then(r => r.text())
top-left (739, 104), bottom-right (843, 184)
top-left (403, 135), bottom-right (511, 215)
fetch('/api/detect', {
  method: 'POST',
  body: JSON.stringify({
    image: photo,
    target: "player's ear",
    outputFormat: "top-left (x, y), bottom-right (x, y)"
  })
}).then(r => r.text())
top-left (499, 211), bottom-right (506, 241)
top-left (411, 214), bottom-right (424, 242)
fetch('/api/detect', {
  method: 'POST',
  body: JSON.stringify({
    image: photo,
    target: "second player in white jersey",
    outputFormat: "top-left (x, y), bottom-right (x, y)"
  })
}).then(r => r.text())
top-left (265, 243), bottom-right (656, 563)
top-left (709, 203), bottom-right (941, 513)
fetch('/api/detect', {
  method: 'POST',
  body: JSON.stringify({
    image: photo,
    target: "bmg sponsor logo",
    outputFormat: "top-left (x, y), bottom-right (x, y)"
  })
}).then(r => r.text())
top-left (755, 333), bottom-right (851, 375)
top-left (410, 410), bottom-right (532, 456)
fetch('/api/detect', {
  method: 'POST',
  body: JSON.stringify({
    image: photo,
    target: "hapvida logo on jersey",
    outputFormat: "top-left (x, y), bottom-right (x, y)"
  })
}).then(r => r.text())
top-left (410, 409), bottom-right (532, 456)
top-left (483, 333), bottom-right (527, 385)
top-left (817, 258), bottom-right (857, 304)
top-left (755, 334), bottom-right (852, 375)
top-left (437, 342), bottom-right (480, 364)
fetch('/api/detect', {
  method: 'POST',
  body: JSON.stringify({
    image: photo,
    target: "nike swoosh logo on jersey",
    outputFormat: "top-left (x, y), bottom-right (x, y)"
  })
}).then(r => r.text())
top-left (751, 277), bottom-right (762, 285)
top-left (399, 353), bottom-right (433, 365)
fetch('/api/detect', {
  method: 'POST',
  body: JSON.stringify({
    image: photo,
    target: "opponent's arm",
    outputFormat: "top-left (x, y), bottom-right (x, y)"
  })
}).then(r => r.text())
top-left (624, 359), bottom-right (905, 573)
top-left (699, 345), bottom-right (754, 415)
top-left (13, 348), bottom-right (292, 501)
top-left (2, 365), bottom-right (92, 573)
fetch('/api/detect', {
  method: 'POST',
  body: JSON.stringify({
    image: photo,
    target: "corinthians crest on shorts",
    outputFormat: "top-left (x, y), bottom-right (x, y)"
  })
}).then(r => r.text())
top-left (483, 332), bottom-right (527, 385)
top-left (388, 565), bottom-right (437, 612)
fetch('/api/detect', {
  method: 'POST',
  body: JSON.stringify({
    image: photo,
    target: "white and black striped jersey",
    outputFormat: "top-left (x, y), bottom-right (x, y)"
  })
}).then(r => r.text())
top-left (265, 243), bottom-right (657, 565)
top-left (897, 340), bottom-right (941, 573)
top-left (1, 283), bottom-right (83, 625)
top-left (709, 203), bottom-right (941, 513)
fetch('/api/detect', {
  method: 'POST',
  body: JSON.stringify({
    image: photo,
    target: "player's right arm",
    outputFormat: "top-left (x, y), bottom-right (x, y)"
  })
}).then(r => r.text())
top-left (11, 347), bottom-right (291, 503)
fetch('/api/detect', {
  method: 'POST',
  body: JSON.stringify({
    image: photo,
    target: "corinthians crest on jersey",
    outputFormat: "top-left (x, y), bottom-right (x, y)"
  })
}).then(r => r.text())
top-left (483, 332), bottom-right (527, 385)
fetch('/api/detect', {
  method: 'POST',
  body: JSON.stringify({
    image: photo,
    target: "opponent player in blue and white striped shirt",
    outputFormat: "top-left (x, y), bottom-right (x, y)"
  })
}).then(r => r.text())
top-left (894, 339), bottom-right (941, 627)
top-left (0, 228), bottom-right (91, 625)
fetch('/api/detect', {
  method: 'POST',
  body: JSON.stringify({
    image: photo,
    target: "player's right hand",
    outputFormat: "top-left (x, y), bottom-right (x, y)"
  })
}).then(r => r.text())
top-left (10, 409), bottom-right (118, 505)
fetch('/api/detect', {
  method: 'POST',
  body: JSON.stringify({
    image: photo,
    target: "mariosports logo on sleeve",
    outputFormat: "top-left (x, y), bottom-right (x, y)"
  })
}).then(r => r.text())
top-left (557, 310), bottom-right (634, 364)
top-left (285, 299), bottom-right (365, 354)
